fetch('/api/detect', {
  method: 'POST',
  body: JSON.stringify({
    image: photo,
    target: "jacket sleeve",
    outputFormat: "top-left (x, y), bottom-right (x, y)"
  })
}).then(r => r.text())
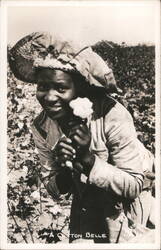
top-left (88, 102), bottom-right (144, 200)
top-left (31, 126), bottom-right (72, 200)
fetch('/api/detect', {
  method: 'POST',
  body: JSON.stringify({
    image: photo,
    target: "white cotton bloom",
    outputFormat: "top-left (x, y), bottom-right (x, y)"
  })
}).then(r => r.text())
top-left (63, 210), bottom-right (69, 218)
top-left (65, 161), bottom-right (73, 170)
top-left (17, 122), bottom-right (24, 130)
top-left (19, 114), bottom-right (25, 120)
top-left (16, 146), bottom-right (21, 152)
top-left (22, 165), bottom-right (28, 174)
top-left (69, 97), bottom-right (93, 119)
top-left (17, 84), bottom-right (22, 89)
top-left (21, 141), bottom-right (28, 147)
top-left (34, 148), bottom-right (39, 154)
top-left (24, 197), bottom-right (31, 204)
top-left (49, 204), bottom-right (62, 215)
top-left (30, 190), bottom-right (40, 201)
top-left (17, 104), bottom-right (23, 112)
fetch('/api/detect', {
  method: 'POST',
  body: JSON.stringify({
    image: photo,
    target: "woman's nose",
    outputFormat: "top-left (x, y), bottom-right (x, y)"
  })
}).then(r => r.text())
top-left (45, 89), bottom-right (59, 101)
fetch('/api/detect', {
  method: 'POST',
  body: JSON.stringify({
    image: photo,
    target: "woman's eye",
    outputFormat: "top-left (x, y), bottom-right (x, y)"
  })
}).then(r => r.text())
top-left (37, 84), bottom-right (49, 91)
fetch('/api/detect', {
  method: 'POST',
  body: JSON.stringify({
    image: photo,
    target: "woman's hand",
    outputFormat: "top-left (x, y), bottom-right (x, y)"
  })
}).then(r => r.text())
top-left (54, 137), bottom-right (76, 167)
top-left (68, 121), bottom-right (95, 175)
top-left (54, 123), bottom-right (95, 176)
top-left (68, 121), bottom-right (91, 153)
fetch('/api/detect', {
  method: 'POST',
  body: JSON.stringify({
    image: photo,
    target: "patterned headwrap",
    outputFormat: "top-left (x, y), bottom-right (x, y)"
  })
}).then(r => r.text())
top-left (8, 32), bottom-right (118, 92)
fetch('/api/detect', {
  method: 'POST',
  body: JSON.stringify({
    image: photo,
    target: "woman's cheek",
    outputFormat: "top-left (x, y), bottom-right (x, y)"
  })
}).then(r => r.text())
top-left (64, 90), bottom-right (76, 102)
top-left (36, 91), bottom-right (45, 103)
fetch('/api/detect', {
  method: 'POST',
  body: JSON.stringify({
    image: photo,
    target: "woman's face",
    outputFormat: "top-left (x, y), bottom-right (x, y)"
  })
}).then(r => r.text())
top-left (36, 69), bottom-right (76, 120)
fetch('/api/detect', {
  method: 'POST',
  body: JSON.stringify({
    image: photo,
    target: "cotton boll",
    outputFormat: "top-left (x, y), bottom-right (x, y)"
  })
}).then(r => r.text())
top-left (69, 97), bottom-right (93, 119)
top-left (30, 190), bottom-right (40, 201)
top-left (49, 204), bottom-right (62, 215)
top-left (65, 161), bottom-right (73, 170)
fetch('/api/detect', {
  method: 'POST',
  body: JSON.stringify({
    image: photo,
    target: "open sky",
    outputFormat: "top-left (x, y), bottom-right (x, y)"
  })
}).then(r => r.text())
top-left (7, 1), bottom-right (158, 47)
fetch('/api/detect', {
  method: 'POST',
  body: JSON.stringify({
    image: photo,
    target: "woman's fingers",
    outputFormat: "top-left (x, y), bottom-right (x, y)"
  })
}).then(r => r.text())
top-left (69, 123), bottom-right (88, 133)
top-left (79, 123), bottom-right (88, 133)
top-left (59, 137), bottom-right (72, 145)
top-left (53, 137), bottom-right (76, 166)
top-left (57, 148), bottom-right (74, 157)
top-left (57, 154), bottom-right (75, 164)
top-left (69, 128), bottom-right (84, 140)
top-left (57, 141), bottom-right (76, 154)
top-left (72, 134), bottom-right (85, 146)
top-left (68, 120), bottom-right (82, 127)
top-left (69, 124), bottom-right (88, 139)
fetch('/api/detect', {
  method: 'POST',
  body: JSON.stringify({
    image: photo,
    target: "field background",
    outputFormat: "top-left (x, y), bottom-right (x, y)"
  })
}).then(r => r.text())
top-left (7, 41), bottom-right (155, 243)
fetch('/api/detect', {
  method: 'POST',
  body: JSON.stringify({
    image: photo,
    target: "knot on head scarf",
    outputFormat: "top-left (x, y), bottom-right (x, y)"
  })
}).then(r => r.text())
top-left (9, 32), bottom-right (118, 92)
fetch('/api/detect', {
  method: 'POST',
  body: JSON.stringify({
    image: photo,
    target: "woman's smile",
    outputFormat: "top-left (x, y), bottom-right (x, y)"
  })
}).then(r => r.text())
top-left (44, 100), bottom-right (62, 109)
top-left (45, 103), bottom-right (63, 112)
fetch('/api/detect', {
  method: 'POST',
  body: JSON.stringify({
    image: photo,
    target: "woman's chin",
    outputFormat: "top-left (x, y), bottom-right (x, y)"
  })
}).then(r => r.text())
top-left (46, 110), bottom-right (66, 120)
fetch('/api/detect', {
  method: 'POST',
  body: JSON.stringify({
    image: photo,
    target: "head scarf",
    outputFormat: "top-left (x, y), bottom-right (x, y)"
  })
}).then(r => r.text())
top-left (8, 32), bottom-right (118, 92)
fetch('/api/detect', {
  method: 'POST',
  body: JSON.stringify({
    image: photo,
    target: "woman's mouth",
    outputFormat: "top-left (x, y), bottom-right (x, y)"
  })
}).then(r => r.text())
top-left (46, 105), bottom-right (62, 112)
top-left (44, 102), bottom-right (63, 112)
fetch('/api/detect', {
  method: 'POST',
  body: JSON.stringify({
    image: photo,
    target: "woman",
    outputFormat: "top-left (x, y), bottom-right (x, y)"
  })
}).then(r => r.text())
top-left (9, 32), bottom-right (155, 243)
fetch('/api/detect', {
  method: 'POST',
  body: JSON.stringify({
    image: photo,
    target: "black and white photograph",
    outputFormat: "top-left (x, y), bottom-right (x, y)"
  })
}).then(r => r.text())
top-left (0, 0), bottom-right (160, 249)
